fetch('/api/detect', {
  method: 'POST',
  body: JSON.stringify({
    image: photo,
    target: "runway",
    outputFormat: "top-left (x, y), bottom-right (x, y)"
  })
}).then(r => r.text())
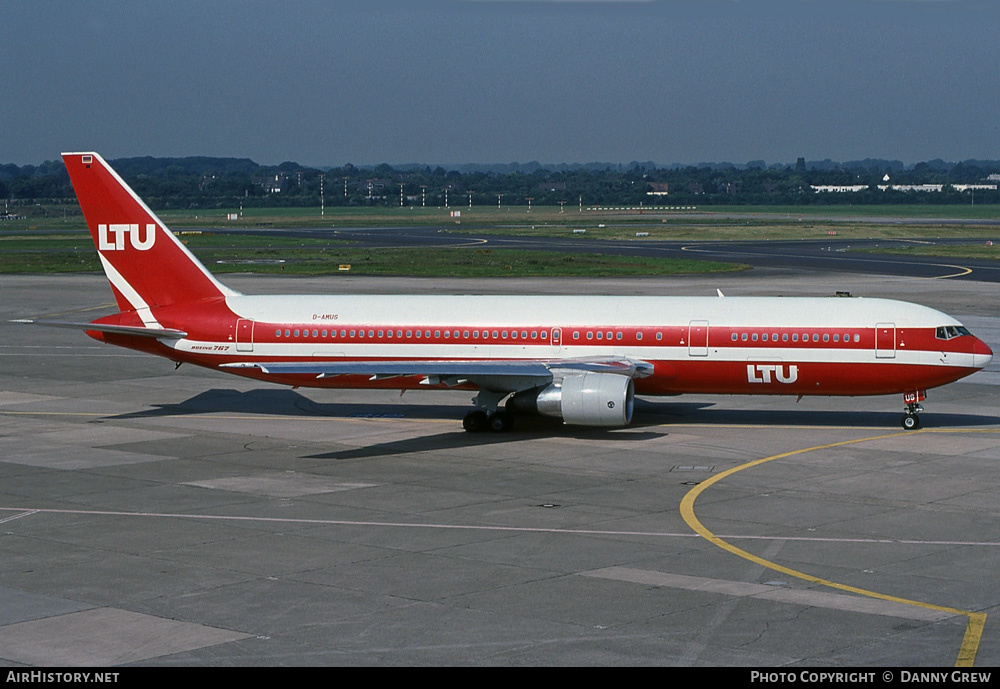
top-left (216, 224), bottom-right (1000, 282)
top-left (1, 270), bottom-right (999, 666)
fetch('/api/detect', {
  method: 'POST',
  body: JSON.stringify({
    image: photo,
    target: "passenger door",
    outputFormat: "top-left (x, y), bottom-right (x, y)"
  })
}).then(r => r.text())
top-left (236, 319), bottom-right (254, 352)
top-left (688, 320), bottom-right (709, 357)
top-left (875, 322), bottom-right (895, 359)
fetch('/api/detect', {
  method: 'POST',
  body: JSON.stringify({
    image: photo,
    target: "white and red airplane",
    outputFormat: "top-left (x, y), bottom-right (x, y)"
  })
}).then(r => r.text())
top-left (26, 152), bottom-right (993, 432)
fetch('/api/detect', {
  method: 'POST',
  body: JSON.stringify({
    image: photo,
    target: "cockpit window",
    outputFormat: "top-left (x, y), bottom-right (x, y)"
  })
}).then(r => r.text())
top-left (936, 325), bottom-right (972, 340)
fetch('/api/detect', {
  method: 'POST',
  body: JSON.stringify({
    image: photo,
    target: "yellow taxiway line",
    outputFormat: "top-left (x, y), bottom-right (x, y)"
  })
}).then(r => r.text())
top-left (680, 429), bottom-right (989, 667)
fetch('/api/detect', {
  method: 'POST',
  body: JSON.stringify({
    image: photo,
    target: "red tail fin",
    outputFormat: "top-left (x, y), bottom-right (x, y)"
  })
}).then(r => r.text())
top-left (62, 152), bottom-right (237, 312)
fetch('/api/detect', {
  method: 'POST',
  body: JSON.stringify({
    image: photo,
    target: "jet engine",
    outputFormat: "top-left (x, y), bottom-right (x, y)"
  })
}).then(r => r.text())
top-left (507, 373), bottom-right (635, 426)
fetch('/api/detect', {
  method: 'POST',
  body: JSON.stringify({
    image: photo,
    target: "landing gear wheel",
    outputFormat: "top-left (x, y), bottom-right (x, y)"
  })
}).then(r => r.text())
top-left (463, 410), bottom-right (489, 433)
top-left (489, 411), bottom-right (513, 433)
top-left (901, 413), bottom-right (920, 430)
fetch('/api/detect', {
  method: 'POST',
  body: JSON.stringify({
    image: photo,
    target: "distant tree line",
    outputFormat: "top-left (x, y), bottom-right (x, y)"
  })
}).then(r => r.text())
top-left (3, 155), bottom-right (999, 210)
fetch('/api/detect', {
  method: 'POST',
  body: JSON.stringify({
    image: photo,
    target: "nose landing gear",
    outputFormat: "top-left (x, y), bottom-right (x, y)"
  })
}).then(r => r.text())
top-left (901, 390), bottom-right (926, 430)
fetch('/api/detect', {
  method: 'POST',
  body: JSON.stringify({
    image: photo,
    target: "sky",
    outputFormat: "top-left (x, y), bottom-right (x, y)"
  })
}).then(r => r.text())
top-left (2, 0), bottom-right (999, 167)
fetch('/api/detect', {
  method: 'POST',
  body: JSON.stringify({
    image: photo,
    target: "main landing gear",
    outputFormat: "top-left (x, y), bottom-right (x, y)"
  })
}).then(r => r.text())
top-left (463, 390), bottom-right (514, 433)
top-left (901, 390), bottom-right (926, 430)
top-left (462, 409), bottom-right (514, 433)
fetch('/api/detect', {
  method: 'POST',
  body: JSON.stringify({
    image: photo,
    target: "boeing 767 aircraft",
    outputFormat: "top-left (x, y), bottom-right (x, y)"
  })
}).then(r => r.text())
top-left (23, 153), bottom-right (993, 432)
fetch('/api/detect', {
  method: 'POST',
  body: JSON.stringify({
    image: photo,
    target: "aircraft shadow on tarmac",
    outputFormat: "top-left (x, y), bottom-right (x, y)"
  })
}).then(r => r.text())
top-left (640, 400), bottom-right (1000, 430)
top-left (307, 426), bottom-right (674, 461)
top-left (106, 389), bottom-right (999, 460)
top-left (109, 389), bottom-right (667, 460)
top-left (111, 388), bottom-right (458, 422)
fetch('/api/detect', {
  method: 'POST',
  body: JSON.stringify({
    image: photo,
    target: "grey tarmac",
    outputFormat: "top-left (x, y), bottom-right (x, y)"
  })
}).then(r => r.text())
top-left (0, 269), bottom-right (998, 666)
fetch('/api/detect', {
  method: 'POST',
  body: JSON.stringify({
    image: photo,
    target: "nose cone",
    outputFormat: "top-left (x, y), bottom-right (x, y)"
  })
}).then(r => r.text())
top-left (972, 337), bottom-right (993, 369)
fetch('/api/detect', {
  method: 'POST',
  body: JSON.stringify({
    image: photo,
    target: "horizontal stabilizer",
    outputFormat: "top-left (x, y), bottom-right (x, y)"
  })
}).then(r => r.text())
top-left (12, 319), bottom-right (187, 339)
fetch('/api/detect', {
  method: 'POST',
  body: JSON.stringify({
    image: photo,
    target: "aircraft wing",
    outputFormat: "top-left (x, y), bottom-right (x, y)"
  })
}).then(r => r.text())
top-left (221, 358), bottom-right (653, 391)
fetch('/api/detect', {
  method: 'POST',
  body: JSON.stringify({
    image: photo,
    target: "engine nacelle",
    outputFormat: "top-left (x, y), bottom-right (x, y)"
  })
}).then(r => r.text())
top-left (508, 373), bottom-right (635, 426)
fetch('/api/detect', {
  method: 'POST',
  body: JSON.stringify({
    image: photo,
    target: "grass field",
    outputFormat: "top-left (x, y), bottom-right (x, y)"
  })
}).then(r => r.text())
top-left (2, 202), bottom-right (996, 274)
top-left (852, 242), bottom-right (1000, 261)
top-left (9, 202), bottom-right (1000, 230)
top-left (0, 229), bottom-right (746, 276)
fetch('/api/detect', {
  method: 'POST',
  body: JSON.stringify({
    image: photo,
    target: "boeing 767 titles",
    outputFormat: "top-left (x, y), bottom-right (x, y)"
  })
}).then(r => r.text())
top-left (20, 153), bottom-right (993, 432)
